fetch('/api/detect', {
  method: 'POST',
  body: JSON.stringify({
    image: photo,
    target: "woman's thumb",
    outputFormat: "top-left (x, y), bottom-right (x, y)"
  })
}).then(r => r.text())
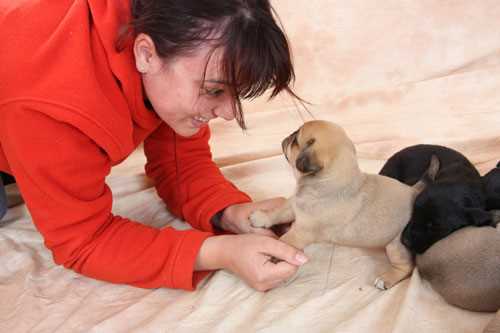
top-left (264, 238), bottom-right (308, 266)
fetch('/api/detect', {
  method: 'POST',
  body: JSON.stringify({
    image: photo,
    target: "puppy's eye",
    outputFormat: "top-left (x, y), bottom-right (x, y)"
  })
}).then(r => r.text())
top-left (306, 138), bottom-right (315, 146)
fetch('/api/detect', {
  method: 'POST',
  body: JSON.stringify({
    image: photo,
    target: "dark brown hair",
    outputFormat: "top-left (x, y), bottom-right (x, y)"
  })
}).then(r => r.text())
top-left (120, 0), bottom-right (303, 129)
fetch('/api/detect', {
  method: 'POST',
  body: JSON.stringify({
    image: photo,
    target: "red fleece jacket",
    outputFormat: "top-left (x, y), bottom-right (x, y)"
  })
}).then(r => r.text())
top-left (0, 0), bottom-right (251, 290)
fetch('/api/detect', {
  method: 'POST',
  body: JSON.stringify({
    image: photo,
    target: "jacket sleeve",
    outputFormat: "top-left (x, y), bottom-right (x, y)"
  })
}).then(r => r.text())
top-left (0, 105), bottom-right (212, 290)
top-left (143, 122), bottom-right (252, 233)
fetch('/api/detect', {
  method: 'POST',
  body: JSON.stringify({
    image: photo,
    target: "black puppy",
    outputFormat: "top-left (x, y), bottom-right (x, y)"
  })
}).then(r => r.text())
top-left (380, 144), bottom-right (497, 255)
top-left (482, 161), bottom-right (500, 210)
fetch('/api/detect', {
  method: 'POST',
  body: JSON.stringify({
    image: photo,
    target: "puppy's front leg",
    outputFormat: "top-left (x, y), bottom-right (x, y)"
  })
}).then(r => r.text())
top-left (279, 222), bottom-right (316, 250)
top-left (374, 233), bottom-right (414, 290)
top-left (249, 199), bottom-right (295, 229)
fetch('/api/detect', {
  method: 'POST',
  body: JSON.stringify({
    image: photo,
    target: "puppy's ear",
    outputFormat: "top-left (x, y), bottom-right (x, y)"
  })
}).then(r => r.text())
top-left (414, 155), bottom-right (440, 193)
top-left (464, 207), bottom-right (494, 227)
top-left (296, 145), bottom-right (322, 174)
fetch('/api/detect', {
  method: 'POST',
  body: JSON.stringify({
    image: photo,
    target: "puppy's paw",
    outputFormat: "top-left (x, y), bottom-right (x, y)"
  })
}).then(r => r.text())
top-left (374, 277), bottom-right (387, 290)
top-left (374, 269), bottom-right (409, 290)
top-left (249, 210), bottom-right (273, 228)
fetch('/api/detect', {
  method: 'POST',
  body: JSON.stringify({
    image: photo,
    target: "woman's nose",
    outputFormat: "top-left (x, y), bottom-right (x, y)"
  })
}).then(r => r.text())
top-left (213, 102), bottom-right (235, 121)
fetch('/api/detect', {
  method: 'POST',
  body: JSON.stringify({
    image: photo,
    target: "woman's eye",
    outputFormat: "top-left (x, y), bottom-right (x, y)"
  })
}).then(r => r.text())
top-left (204, 88), bottom-right (224, 97)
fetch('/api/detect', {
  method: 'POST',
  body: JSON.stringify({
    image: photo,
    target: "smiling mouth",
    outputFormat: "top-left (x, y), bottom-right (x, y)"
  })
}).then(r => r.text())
top-left (194, 115), bottom-right (210, 123)
top-left (192, 115), bottom-right (212, 128)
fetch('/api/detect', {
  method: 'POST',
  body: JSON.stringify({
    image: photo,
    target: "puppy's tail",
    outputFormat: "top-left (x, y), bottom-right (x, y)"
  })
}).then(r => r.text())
top-left (413, 155), bottom-right (440, 193)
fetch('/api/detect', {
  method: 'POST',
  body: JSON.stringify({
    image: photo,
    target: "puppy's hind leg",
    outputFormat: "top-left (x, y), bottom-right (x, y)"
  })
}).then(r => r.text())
top-left (374, 234), bottom-right (414, 290)
top-left (483, 310), bottom-right (500, 333)
top-left (250, 199), bottom-right (295, 229)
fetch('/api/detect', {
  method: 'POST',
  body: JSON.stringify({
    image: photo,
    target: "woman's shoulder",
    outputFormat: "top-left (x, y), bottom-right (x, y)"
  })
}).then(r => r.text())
top-left (0, 1), bottom-right (139, 159)
top-left (0, 1), bottom-right (98, 101)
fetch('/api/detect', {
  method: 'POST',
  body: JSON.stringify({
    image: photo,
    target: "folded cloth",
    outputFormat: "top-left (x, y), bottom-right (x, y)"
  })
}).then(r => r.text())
top-left (0, 175), bottom-right (6, 220)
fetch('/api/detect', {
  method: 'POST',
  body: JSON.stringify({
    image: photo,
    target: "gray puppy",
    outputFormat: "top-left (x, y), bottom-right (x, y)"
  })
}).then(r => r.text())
top-left (417, 226), bottom-right (500, 332)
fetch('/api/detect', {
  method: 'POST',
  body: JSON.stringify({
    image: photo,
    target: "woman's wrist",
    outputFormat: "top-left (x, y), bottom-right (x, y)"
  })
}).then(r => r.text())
top-left (217, 204), bottom-right (241, 232)
top-left (210, 209), bottom-right (225, 230)
top-left (194, 235), bottom-right (231, 271)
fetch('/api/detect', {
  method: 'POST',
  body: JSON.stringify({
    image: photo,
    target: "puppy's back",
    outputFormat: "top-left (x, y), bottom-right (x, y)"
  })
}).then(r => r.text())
top-left (380, 144), bottom-right (480, 184)
top-left (483, 163), bottom-right (500, 210)
top-left (348, 173), bottom-right (416, 245)
top-left (416, 226), bottom-right (500, 312)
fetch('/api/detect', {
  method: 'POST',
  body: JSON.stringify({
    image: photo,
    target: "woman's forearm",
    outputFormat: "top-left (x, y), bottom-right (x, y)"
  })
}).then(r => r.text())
top-left (194, 235), bottom-right (231, 271)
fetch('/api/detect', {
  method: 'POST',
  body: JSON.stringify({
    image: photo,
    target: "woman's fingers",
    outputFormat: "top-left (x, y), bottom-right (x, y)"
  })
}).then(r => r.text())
top-left (221, 234), bottom-right (308, 292)
top-left (261, 236), bottom-right (309, 266)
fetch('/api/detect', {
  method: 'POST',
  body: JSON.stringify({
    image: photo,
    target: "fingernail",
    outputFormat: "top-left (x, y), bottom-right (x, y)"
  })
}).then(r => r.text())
top-left (295, 253), bottom-right (308, 264)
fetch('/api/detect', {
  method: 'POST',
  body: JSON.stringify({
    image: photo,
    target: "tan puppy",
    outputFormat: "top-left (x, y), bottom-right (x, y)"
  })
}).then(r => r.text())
top-left (416, 226), bottom-right (500, 333)
top-left (250, 120), bottom-right (425, 289)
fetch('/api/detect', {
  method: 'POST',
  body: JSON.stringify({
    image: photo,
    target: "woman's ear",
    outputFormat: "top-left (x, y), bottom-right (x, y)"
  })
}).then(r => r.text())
top-left (133, 33), bottom-right (162, 74)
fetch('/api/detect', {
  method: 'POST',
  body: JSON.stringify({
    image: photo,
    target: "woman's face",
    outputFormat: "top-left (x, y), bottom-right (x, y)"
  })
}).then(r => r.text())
top-left (137, 36), bottom-right (235, 137)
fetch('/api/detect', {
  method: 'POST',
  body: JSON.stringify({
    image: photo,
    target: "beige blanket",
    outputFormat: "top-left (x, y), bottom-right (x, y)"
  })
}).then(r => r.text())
top-left (2, 1), bottom-right (500, 332)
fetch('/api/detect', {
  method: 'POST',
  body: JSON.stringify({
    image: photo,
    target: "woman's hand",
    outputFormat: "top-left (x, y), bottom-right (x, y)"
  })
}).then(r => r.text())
top-left (218, 197), bottom-right (291, 237)
top-left (195, 234), bottom-right (309, 291)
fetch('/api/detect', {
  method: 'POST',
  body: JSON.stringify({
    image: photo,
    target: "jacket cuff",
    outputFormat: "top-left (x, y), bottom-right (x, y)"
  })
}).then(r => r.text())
top-left (166, 229), bottom-right (214, 291)
top-left (197, 190), bottom-right (252, 233)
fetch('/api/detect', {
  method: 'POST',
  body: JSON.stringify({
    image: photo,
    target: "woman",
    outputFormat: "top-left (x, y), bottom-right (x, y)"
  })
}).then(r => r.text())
top-left (0, 0), bottom-right (308, 291)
